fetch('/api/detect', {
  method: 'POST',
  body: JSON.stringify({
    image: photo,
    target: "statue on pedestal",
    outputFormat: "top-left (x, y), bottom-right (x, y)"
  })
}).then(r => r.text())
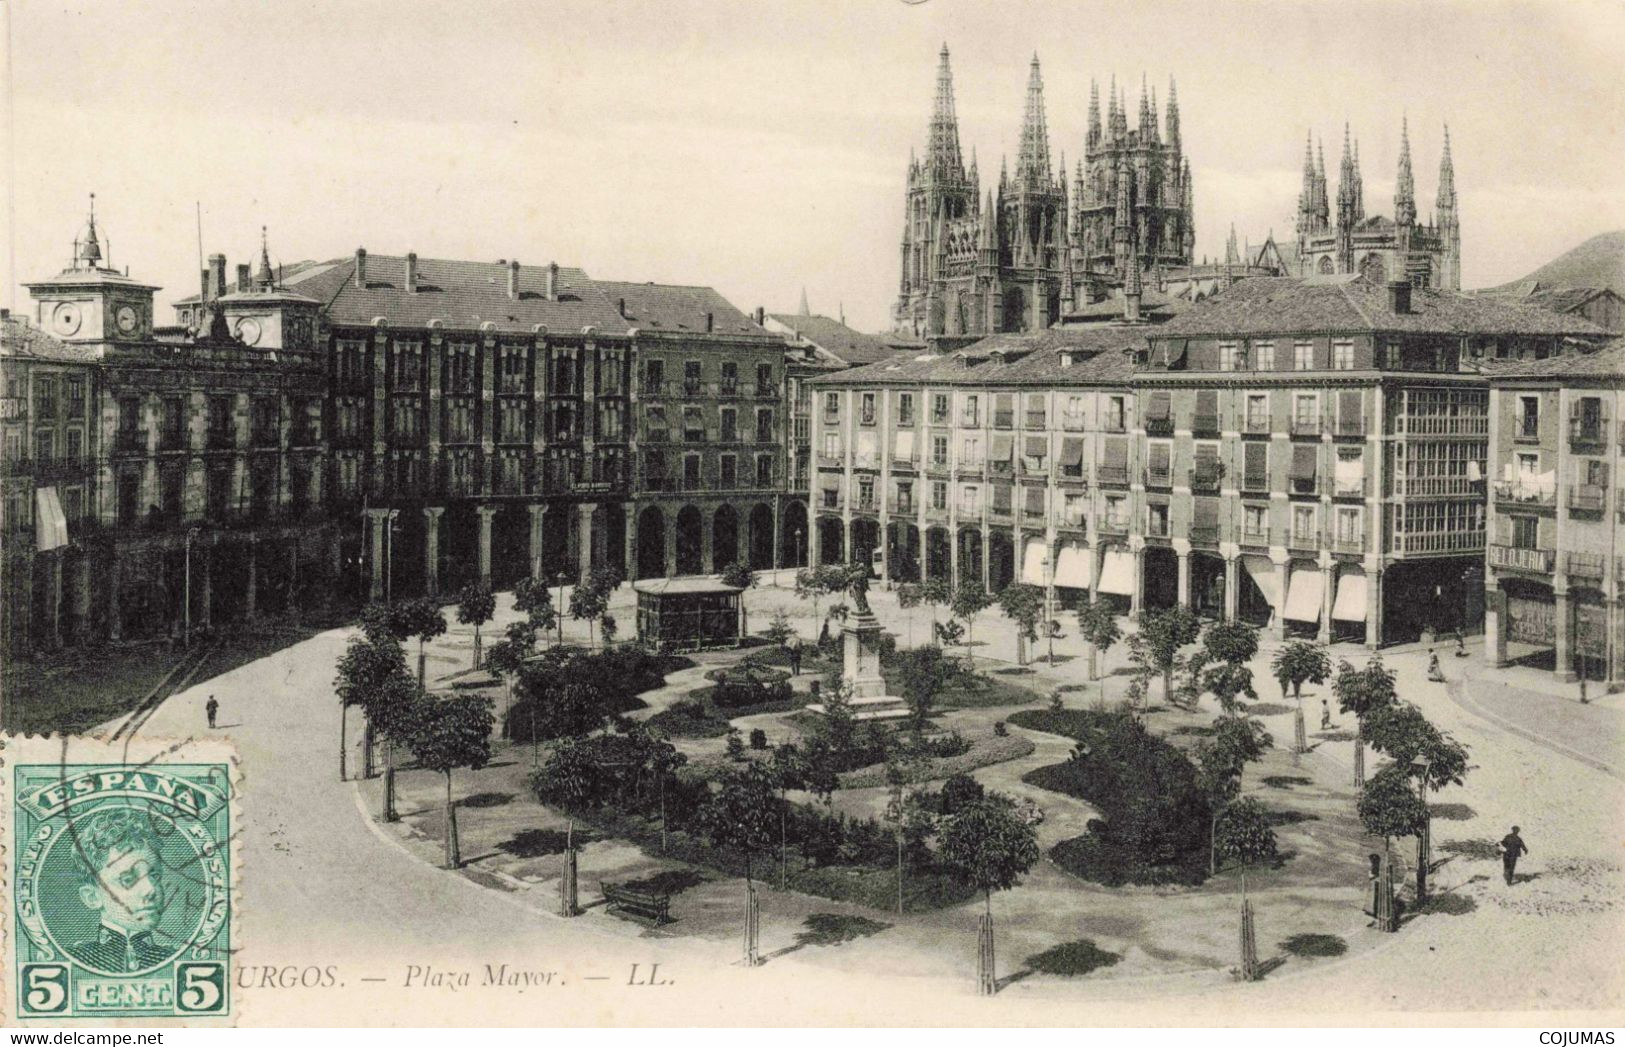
top-left (846, 561), bottom-right (872, 617)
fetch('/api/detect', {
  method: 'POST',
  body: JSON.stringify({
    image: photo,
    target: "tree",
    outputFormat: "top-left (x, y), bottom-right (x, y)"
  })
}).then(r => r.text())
top-left (1213, 796), bottom-right (1279, 880)
top-left (394, 596), bottom-right (447, 688)
top-left (920, 577), bottom-right (954, 635)
top-left (528, 734), bottom-right (602, 850)
top-left (762, 609), bottom-right (795, 649)
top-left (697, 762), bottom-right (781, 886)
top-left (1360, 702), bottom-right (1470, 790)
top-left (1333, 657), bottom-right (1398, 787)
top-left (883, 752), bottom-right (933, 914)
top-left (568, 577), bottom-right (611, 649)
top-left (950, 582), bottom-right (995, 665)
top-left (769, 744), bottom-right (807, 887)
top-left (938, 796), bottom-right (1040, 990)
top-left (895, 643), bottom-right (954, 734)
top-left (719, 561), bottom-right (755, 589)
top-left (513, 649), bottom-right (617, 743)
top-left (1196, 715), bottom-right (1273, 873)
top-left (1075, 598), bottom-right (1121, 682)
top-left (513, 575), bottom-right (559, 646)
top-left (455, 581), bottom-right (496, 670)
top-left (794, 565), bottom-right (848, 628)
top-left (359, 665), bottom-right (422, 824)
top-left (1128, 605), bottom-right (1202, 707)
top-left (1271, 640), bottom-right (1332, 700)
top-left (405, 695), bottom-right (495, 868)
top-left (997, 583), bottom-right (1046, 666)
top-left (1199, 620), bottom-right (1259, 713)
top-left (1357, 763), bottom-right (1429, 850)
top-left (333, 629), bottom-right (410, 783)
top-left (484, 618), bottom-right (537, 724)
top-left (359, 600), bottom-right (414, 645)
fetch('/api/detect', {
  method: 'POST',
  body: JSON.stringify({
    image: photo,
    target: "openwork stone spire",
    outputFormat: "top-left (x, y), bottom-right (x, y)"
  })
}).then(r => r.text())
top-left (925, 43), bottom-right (964, 178)
top-left (1014, 54), bottom-right (1052, 187)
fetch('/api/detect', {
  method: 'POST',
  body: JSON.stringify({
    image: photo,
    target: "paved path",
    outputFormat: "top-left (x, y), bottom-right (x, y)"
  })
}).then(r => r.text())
top-left (1446, 669), bottom-right (1625, 781)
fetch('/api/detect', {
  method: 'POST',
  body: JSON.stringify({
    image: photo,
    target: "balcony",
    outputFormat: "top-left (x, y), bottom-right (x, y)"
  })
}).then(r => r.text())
top-left (1331, 534), bottom-right (1365, 555)
top-left (1289, 416), bottom-right (1322, 438)
top-left (1493, 480), bottom-right (1557, 509)
top-left (989, 502), bottom-right (1013, 523)
top-left (36, 455), bottom-right (87, 482)
top-left (206, 428), bottom-right (236, 451)
top-left (892, 498), bottom-right (914, 516)
top-left (1568, 417), bottom-right (1608, 449)
top-left (1192, 413), bottom-right (1220, 436)
top-left (250, 428), bottom-right (280, 450)
top-left (1057, 467), bottom-right (1088, 487)
top-left (1396, 475), bottom-right (1478, 498)
top-left (993, 410), bottom-right (1014, 429)
top-left (1144, 415), bottom-right (1174, 436)
top-left (389, 430), bottom-right (429, 449)
top-left (1102, 416), bottom-right (1127, 434)
top-left (1400, 529), bottom-right (1485, 555)
top-left (0, 396), bottom-right (26, 421)
top-left (755, 383), bottom-right (778, 400)
top-left (1055, 510), bottom-right (1087, 531)
top-left (1331, 415), bottom-right (1366, 438)
top-left (1568, 484), bottom-right (1606, 513)
top-left (1025, 412), bottom-right (1047, 430)
top-left (112, 429), bottom-right (149, 456)
top-left (1241, 414), bottom-right (1271, 436)
top-left (157, 429), bottom-right (189, 453)
top-left (1189, 466), bottom-right (1224, 493)
top-left (1331, 477), bottom-right (1369, 499)
top-left (1566, 551), bottom-right (1607, 581)
top-left (891, 456), bottom-right (917, 473)
top-left (1240, 525), bottom-right (1270, 547)
top-left (1098, 516), bottom-right (1130, 536)
top-left (682, 380), bottom-right (704, 398)
top-left (717, 379), bottom-right (740, 398)
top-left (1489, 543), bottom-right (1555, 573)
top-left (1060, 411), bottom-right (1085, 432)
top-left (1143, 467), bottom-right (1173, 489)
top-left (335, 373), bottom-right (371, 396)
top-left (1146, 516), bottom-right (1170, 539)
top-left (1189, 525), bottom-right (1220, 545)
top-left (1240, 473), bottom-right (1270, 495)
top-left (290, 427), bottom-right (322, 448)
top-left (1396, 413), bottom-right (1488, 438)
top-left (0, 456), bottom-right (34, 477)
top-left (1097, 465), bottom-right (1129, 486)
top-left (331, 429), bottom-right (366, 450)
top-left (1288, 528), bottom-right (1321, 551)
top-left (1512, 419), bottom-right (1540, 444)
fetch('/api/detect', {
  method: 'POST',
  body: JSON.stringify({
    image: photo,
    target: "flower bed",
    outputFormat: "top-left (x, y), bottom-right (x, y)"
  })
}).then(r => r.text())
top-left (837, 732), bottom-right (1035, 788)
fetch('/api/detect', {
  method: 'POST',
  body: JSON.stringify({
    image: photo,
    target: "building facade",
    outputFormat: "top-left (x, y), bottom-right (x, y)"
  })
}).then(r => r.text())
top-left (1483, 339), bottom-right (1625, 685)
top-left (1295, 122), bottom-right (1460, 291)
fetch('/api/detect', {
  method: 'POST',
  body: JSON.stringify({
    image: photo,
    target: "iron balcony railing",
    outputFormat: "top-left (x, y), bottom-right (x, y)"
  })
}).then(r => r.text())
top-left (1401, 529), bottom-right (1485, 554)
top-left (1331, 477), bottom-right (1370, 498)
top-left (1566, 551), bottom-right (1607, 579)
top-left (1097, 465), bottom-right (1129, 486)
top-left (1489, 543), bottom-right (1555, 573)
top-left (1288, 528), bottom-right (1321, 551)
top-left (1098, 516), bottom-right (1130, 535)
top-left (1192, 413), bottom-right (1220, 435)
top-left (1289, 416), bottom-right (1321, 437)
top-left (1331, 534), bottom-right (1365, 554)
top-left (1143, 467), bottom-right (1173, 489)
top-left (1569, 417), bottom-right (1608, 447)
top-left (112, 429), bottom-right (149, 456)
top-left (1146, 516), bottom-right (1170, 538)
top-left (1569, 484), bottom-right (1606, 512)
top-left (1331, 415), bottom-right (1366, 438)
top-left (1189, 525), bottom-right (1220, 545)
top-left (1513, 419), bottom-right (1540, 443)
top-left (1144, 415), bottom-right (1174, 436)
top-left (1189, 466), bottom-right (1224, 493)
top-left (1492, 480), bottom-right (1557, 507)
top-left (1241, 414), bottom-right (1271, 436)
top-left (0, 396), bottom-right (26, 421)
top-left (1240, 525), bottom-right (1270, 547)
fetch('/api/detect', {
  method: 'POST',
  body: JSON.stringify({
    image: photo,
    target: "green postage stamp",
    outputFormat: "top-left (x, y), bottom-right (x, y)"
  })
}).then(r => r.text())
top-left (6, 735), bottom-right (237, 1022)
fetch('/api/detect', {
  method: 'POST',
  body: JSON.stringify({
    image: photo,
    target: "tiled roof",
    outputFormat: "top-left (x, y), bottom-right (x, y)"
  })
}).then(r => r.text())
top-left (1154, 276), bottom-right (1609, 338)
top-left (811, 327), bottom-right (1143, 387)
top-left (766, 313), bottom-right (903, 365)
top-left (0, 316), bottom-right (97, 363)
top-left (1483, 337), bottom-right (1625, 380)
top-left (178, 254), bottom-right (767, 338)
top-left (1062, 289), bottom-right (1190, 320)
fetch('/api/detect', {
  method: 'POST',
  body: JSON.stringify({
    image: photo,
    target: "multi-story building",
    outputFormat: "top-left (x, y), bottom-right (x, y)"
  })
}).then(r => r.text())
top-left (9, 212), bottom-right (340, 654)
top-left (808, 323), bottom-right (1141, 605)
top-left (0, 314), bottom-right (96, 656)
top-left (177, 249), bottom-right (797, 600)
top-left (1483, 338), bottom-right (1625, 685)
top-left (1294, 121), bottom-right (1460, 290)
top-left (1140, 274), bottom-right (1604, 646)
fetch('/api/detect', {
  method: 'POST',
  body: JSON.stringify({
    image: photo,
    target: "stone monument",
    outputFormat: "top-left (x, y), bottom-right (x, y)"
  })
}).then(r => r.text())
top-left (808, 563), bottom-right (908, 722)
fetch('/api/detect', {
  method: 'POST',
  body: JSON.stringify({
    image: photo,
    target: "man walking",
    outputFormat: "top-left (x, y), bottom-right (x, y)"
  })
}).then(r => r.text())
top-left (1500, 825), bottom-right (1528, 885)
top-left (206, 695), bottom-right (219, 730)
top-left (1320, 698), bottom-right (1333, 730)
top-left (787, 633), bottom-right (803, 676)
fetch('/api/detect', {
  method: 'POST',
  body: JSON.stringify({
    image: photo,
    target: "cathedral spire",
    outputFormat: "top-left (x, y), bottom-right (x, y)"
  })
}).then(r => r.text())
top-left (1395, 116), bottom-right (1416, 227)
top-left (1015, 54), bottom-right (1052, 188)
top-left (1087, 79), bottom-right (1101, 152)
top-left (798, 286), bottom-right (810, 316)
top-left (1353, 138), bottom-right (1365, 222)
top-left (1436, 123), bottom-right (1456, 212)
top-left (1138, 74), bottom-right (1153, 139)
top-left (1225, 223), bottom-right (1240, 265)
top-left (77, 192), bottom-right (103, 268)
top-left (1297, 132), bottom-right (1317, 234)
top-left (256, 226), bottom-right (275, 288)
top-left (979, 189), bottom-right (998, 251)
top-left (1165, 77), bottom-right (1180, 155)
top-left (925, 43), bottom-right (965, 179)
top-left (1337, 123), bottom-right (1357, 230)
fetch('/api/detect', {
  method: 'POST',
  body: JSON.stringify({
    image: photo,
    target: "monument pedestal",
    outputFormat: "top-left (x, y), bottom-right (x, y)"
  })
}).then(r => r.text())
top-left (807, 608), bottom-right (909, 722)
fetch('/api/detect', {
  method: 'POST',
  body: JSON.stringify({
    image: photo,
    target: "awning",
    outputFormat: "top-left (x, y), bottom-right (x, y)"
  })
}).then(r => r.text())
top-left (1243, 556), bottom-right (1280, 608)
top-left (1193, 497), bottom-right (1219, 529)
top-left (1290, 444), bottom-right (1318, 481)
top-left (35, 487), bottom-right (68, 552)
top-left (1332, 570), bottom-right (1368, 622)
top-left (1021, 538), bottom-right (1048, 585)
top-left (1098, 549), bottom-right (1136, 596)
top-left (1284, 567), bottom-right (1325, 623)
top-left (894, 429), bottom-right (915, 459)
top-left (990, 434), bottom-right (1014, 461)
top-left (1055, 542), bottom-right (1091, 588)
top-left (992, 484), bottom-right (1013, 511)
top-left (1335, 451), bottom-right (1364, 489)
top-left (856, 431), bottom-right (878, 464)
top-left (820, 473), bottom-right (841, 492)
top-left (1024, 486), bottom-right (1045, 514)
top-left (1101, 438), bottom-right (1128, 468)
top-left (1060, 437), bottom-right (1084, 467)
top-left (1024, 435), bottom-right (1047, 458)
top-left (1146, 390), bottom-right (1171, 420)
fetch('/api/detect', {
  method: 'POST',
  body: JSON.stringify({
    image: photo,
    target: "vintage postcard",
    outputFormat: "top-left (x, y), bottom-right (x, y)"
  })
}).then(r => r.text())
top-left (1, 0), bottom-right (1623, 1030)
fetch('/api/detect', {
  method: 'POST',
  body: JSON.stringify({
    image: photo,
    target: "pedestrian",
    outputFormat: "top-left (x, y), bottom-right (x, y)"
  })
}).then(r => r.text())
top-left (1427, 649), bottom-right (1444, 682)
top-left (1320, 698), bottom-right (1332, 730)
top-left (205, 695), bottom-right (219, 730)
top-left (1499, 825), bottom-right (1528, 886)
top-left (1365, 852), bottom-right (1382, 924)
top-left (1454, 629), bottom-right (1468, 658)
top-left (787, 633), bottom-right (802, 676)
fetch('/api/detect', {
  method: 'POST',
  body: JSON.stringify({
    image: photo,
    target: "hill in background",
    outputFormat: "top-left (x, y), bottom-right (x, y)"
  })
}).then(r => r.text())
top-left (1489, 231), bottom-right (1625, 294)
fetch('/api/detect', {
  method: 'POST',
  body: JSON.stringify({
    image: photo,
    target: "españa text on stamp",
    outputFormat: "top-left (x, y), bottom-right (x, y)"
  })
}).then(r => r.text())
top-left (10, 747), bottom-right (234, 1021)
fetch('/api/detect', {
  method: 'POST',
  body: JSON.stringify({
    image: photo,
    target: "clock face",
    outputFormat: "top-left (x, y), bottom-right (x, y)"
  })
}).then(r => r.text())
top-left (51, 302), bottom-right (82, 336)
top-left (116, 304), bottom-right (139, 333)
top-left (235, 317), bottom-right (263, 346)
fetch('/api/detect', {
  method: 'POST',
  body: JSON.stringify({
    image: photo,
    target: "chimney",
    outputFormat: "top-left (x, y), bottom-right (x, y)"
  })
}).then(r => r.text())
top-left (236, 263), bottom-right (251, 292)
top-left (354, 247), bottom-right (367, 288)
top-left (405, 252), bottom-right (419, 293)
top-left (1387, 278), bottom-right (1412, 314)
top-left (1124, 290), bottom-right (1141, 323)
top-left (705, 311), bottom-right (714, 333)
top-left (617, 297), bottom-right (626, 319)
top-left (753, 306), bottom-right (765, 325)
top-left (200, 268), bottom-right (211, 304)
top-left (545, 262), bottom-right (558, 301)
top-left (209, 254), bottom-right (227, 301)
top-left (508, 259), bottom-right (520, 299)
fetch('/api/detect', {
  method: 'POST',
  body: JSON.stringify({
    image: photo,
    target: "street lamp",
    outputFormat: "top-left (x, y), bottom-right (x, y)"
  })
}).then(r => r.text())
top-left (184, 526), bottom-right (201, 647)
top-left (385, 509), bottom-right (401, 604)
top-left (1411, 753), bottom-right (1433, 901)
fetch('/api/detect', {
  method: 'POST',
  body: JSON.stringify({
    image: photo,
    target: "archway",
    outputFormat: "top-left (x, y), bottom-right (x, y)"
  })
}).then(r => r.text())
top-left (781, 501), bottom-right (808, 568)
top-left (887, 522), bottom-right (921, 582)
top-left (817, 516), bottom-right (845, 566)
top-left (956, 527), bottom-right (983, 590)
top-left (1192, 552), bottom-right (1226, 619)
top-left (713, 505), bottom-right (739, 573)
top-left (540, 505), bottom-right (570, 583)
top-left (748, 503), bottom-right (774, 570)
top-left (851, 519), bottom-right (880, 573)
top-left (1317, 256), bottom-right (1334, 275)
top-left (675, 505), bottom-right (704, 576)
top-left (637, 506), bottom-right (666, 580)
top-left (1142, 546), bottom-right (1178, 612)
top-left (601, 502), bottom-right (627, 579)
top-left (988, 531), bottom-right (1015, 593)
top-left (925, 527), bottom-right (952, 583)
top-left (491, 505), bottom-right (529, 590)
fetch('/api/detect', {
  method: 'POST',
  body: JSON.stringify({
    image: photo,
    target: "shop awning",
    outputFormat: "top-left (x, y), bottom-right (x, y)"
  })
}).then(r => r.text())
top-left (1055, 542), bottom-right (1091, 588)
top-left (1021, 538), bottom-right (1048, 586)
top-left (1059, 437), bottom-right (1084, 467)
top-left (894, 429), bottom-right (915, 459)
top-left (1332, 570), bottom-right (1368, 621)
top-left (35, 487), bottom-right (68, 552)
top-left (1146, 390), bottom-right (1171, 421)
top-left (1098, 549), bottom-right (1136, 596)
top-left (990, 434), bottom-right (1014, 462)
top-left (1243, 556), bottom-right (1280, 608)
top-left (1284, 567), bottom-right (1325, 623)
top-left (1290, 444), bottom-right (1318, 481)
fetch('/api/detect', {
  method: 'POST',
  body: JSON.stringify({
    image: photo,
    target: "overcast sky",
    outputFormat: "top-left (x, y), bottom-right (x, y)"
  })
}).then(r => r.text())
top-left (4, 0), bottom-right (1622, 331)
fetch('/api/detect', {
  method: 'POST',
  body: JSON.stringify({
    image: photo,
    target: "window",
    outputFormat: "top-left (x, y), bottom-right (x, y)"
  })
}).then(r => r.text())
top-left (597, 401), bottom-right (621, 441)
top-left (858, 476), bottom-right (875, 508)
top-left (66, 378), bottom-right (85, 418)
top-left (1245, 393), bottom-right (1268, 432)
top-left (65, 429), bottom-right (82, 463)
top-left (1294, 394), bottom-right (1318, 428)
top-left (720, 408), bottom-right (737, 442)
top-left (1516, 396), bottom-right (1540, 440)
top-left (683, 360), bottom-right (702, 395)
top-left (683, 406), bottom-right (705, 442)
top-left (931, 481), bottom-right (947, 510)
top-left (1243, 504), bottom-right (1268, 538)
top-left (34, 429), bottom-right (54, 463)
top-left (960, 485), bottom-right (980, 514)
top-left (1147, 441), bottom-right (1172, 484)
top-left (931, 393), bottom-right (949, 424)
top-left (1063, 492), bottom-right (1084, 525)
top-left (897, 393), bottom-right (915, 426)
top-left (755, 408), bottom-right (773, 444)
top-left (644, 358), bottom-right (664, 395)
top-left (961, 395), bottom-right (979, 428)
top-left (119, 397), bottom-right (142, 432)
top-left (1335, 507), bottom-right (1362, 544)
top-left (446, 345), bottom-right (474, 393)
top-left (1219, 342), bottom-right (1239, 371)
top-left (960, 435), bottom-right (982, 465)
top-left (1253, 342), bottom-right (1275, 371)
top-left (1510, 515), bottom-right (1538, 550)
top-left (756, 455), bottom-right (773, 488)
top-left (1293, 505), bottom-right (1317, 542)
top-left (393, 343), bottom-right (423, 389)
top-left (600, 352), bottom-right (622, 394)
top-left (895, 481), bottom-right (913, 514)
top-left (1104, 395), bottom-right (1126, 432)
top-left (1104, 495), bottom-right (1128, 529)
top-left (860, 392), bottom-right (876, 425)
top-left (500, 347), bottom-right (527, 393)
top-left (720, 361), bottom-right (738, 393)
top-left (720, 454), bottom-right (737, 489)
top-left (1148, 503), bottom-right (1170, 537)
top-left (1025, 394), bottom-right (1046, 429)
top-left (646, 404), bottom-right (669, 441)
top-left (993, 394), bottom-right (1013, 429)
top-left (1333, 340), bottom-right (1355, 370)
top-left (1384, 341), bottom-right (1402, 369)
top-left (1293, 341), bottom-right (1314, 371)
top-left (822, 432), bottom-right (842, 459)
top-left (756, 363), bottom-right (774, 395)
top-left (683, 455), bottom-right (701, 488)
top-left (931, 434), bottom-right (949, 466)
top-left (824, 392), bottom-right (840, 420)
top-left (33, 377), bottom-right (56, 420)
top-left (1062, 395), bottom-right (1084, 430)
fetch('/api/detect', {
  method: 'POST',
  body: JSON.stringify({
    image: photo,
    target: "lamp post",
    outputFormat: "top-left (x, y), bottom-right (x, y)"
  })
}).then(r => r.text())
top-left (1042, 552), bottom-right (1057, 664)
top-left (385, 509), bottom-right (401, 604)
top-left (183, 526), bottom-right (201, 647)
top-left (1411, 753), bottom-right (1433, 901)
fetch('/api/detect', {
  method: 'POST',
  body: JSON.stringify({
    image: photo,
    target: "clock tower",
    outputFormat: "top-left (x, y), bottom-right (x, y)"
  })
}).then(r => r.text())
top-left (22, 198), bottom-right (159, 349)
